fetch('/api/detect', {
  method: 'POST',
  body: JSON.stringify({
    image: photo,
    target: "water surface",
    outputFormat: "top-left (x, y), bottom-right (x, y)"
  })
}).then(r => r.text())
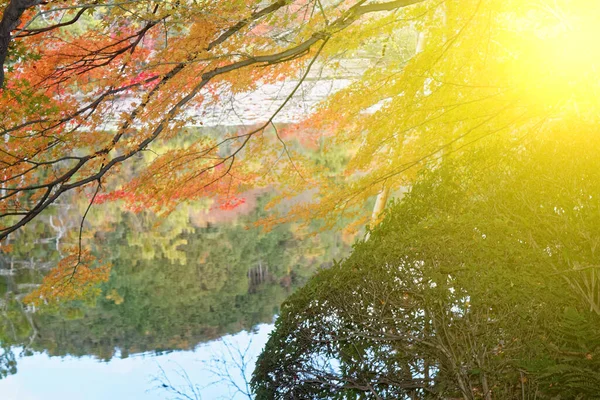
top-left (0, 192), bottom-right (351, 399)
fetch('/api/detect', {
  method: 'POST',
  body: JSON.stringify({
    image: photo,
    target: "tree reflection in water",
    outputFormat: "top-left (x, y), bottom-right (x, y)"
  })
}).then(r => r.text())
top-left (0, 192), bottom-right (352, 385)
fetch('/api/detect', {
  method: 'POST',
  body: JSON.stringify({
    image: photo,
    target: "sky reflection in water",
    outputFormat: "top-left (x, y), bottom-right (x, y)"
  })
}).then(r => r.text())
top-left (1, 324), bottom-right (272, 400)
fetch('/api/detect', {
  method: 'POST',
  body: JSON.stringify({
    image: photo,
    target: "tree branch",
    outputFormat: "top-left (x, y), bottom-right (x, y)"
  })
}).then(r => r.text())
top-left (0, 0), bottom-right (42, 87)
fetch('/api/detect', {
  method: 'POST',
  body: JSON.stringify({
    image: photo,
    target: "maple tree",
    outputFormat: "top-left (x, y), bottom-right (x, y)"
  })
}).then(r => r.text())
top-left (2, 0), bottom-right (600, 302)
top-left (0, 0), bottom-right (423, 300)
top-left (0, 0), bottom-right (423, 240)
top-left (262, 0), bottom-right (600, 232)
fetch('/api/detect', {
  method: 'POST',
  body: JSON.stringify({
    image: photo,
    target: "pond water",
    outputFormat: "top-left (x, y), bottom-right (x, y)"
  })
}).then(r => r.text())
top-left (0, 191), bottom-right (353, 399)
top-left (1, 325), bottom-right (273, 400)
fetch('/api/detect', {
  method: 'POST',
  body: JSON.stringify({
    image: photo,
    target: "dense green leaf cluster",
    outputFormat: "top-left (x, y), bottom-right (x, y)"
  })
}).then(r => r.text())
top-left (252, 130), bottom-right (600, 399)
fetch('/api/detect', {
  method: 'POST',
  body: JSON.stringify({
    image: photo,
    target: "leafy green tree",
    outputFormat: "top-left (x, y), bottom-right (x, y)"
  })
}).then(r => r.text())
top-left (253, 130), bottom-right (600, 399)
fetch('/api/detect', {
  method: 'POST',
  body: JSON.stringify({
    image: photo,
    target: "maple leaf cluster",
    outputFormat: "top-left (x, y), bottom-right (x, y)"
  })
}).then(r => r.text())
top-left (24, 247), bottom-right (111, 306)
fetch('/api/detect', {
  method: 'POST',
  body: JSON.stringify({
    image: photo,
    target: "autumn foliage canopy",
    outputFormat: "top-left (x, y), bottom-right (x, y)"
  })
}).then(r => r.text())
top-left (1, 0), bottom-right (600, 301)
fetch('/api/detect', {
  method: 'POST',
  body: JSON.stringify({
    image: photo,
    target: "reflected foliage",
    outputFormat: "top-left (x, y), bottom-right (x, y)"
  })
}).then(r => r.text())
top-left (253, 131), bottom-right (600, 399)
top-left (0, 194), bottom-right (350, 370)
